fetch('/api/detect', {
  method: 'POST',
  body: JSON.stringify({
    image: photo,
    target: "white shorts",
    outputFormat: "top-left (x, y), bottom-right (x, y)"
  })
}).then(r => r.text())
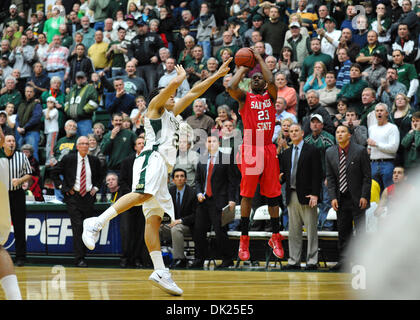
top-left (0, 160), bottom-right (11, 246)
top-left (132, 150), bottom-right (174, 221)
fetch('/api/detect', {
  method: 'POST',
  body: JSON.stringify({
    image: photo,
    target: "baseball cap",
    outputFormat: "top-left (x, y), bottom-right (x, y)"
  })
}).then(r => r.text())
top-left (125, 14), bottom-right (135, 20)
top-left (0, 110), bottom-right (7, 117)
top-left (252, 14), bottom-right (263, 22)
top-left (47, 96), bottom-right (57, 103)
top-left (76, 71), bottom-right (86, 78)
top-left (10, 4), bottom-right (17, 10)
top-left (289, 21), bottom-right (301, 28)
top-left (1, 54), bottom-right (8, 60)
top-left (324, 15), bottom-right (337, 24)
top-left (137, 19), bottom-right (147, 26)
top-left (310, 114), bottom-right (323, 123)
top-left (372, 49), bottom-right (385, 60)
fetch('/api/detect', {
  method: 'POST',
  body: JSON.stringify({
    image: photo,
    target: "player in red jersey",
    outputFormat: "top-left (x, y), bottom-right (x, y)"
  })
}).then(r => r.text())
top-left (227, 47), bottom-right (284, 261)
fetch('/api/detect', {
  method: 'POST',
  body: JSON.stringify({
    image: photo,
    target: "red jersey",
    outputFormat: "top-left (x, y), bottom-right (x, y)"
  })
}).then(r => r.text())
top-left (240, 91), bottom-right (275, 146)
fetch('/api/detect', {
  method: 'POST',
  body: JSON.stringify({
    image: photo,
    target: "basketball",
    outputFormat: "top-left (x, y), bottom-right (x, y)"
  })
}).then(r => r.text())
top-left (234, 48), bottom-right (256, 69)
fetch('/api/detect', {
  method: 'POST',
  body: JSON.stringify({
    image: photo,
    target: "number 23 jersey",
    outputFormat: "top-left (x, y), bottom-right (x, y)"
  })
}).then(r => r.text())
top-left (240, 91), bottom-right (275, 146)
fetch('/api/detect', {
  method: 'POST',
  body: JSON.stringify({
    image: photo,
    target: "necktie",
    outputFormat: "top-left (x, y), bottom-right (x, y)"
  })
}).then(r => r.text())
top-left (206, 156), bottom-right (214, 197)
top-left (291, 146), bottom-right (299, 189)
top-left (80, 158), bottom-right (87, 197)
top-left (339, 149), bottom-right (348, 193)
top-left (176, 191), bottom-right (181, 216)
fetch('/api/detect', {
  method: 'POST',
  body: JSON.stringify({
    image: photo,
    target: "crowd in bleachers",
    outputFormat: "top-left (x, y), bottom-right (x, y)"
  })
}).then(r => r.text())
top-left (1, 0), bottom-right (420, 268)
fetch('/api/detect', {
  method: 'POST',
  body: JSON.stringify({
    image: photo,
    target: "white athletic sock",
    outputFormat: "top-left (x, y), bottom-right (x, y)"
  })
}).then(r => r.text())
top-left (150, 251), bottom-right (166, 271)
top-left (96, 206), bottom-right (118, 228)
top-left (1, 274), bottom-right (22, 300)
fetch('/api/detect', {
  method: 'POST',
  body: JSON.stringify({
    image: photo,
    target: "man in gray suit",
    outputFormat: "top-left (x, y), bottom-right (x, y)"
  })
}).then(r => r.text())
top-left (325, 125), bottom-right (371, 271)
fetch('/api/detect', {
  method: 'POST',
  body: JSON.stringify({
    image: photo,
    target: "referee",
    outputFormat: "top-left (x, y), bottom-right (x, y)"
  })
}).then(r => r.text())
top-left (1, 134), bottom-right (32, 266)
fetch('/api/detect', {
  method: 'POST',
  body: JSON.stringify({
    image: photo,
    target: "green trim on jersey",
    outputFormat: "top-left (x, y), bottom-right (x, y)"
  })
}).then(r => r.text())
top-left (149, 118), bottom-right (162, 141)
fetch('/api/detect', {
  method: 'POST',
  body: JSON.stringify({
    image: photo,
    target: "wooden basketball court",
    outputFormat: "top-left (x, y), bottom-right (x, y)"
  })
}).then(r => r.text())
top-left (0, 264), bottom-right (358, 300)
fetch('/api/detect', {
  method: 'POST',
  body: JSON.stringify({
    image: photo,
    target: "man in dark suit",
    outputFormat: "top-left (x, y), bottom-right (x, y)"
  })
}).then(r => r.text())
top-left (164, 168), bottom-right (197, 269)
top-left (118, 135), bottom-right (151, 268)
top-left (191, 135), bottom-right (239, 268)
top-left (280, 123), bottom-right (323, 270)
top-left (326, 125), bottom-right (371, 271)
top-left (51, 136), bottom-right (103, 267)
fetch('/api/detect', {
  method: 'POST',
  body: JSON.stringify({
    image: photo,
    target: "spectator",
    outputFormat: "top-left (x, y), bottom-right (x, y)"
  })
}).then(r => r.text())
top-left (43, 6), bottom-right (66, 43)
top-left (0, 40), bottom-right (12, 61)
top-left (299, 38), bottom-right (333, 101)
top-left (359, 87), bottom-right (379, 129)
top-left (367, 103), bottom-right (400, 188)
top-left (128, 19), bottom-right (164, 94)
top-left (177, 35), bottom-right (195, 67)
top-left (336, 28), bottom-right (361, 64)
top-left (391, 49), bottom-right (418, 102)
top-left (265, 55), bottom-right (279, 76)
top-left (401, 112), bottom-right (420, 171)
top-left (376, 67), bottom-right (407, 110)
top-left (65, 71), bottom-right (98, 136)
top-left (390, 0), bottom-right (419, 40)
top-left (303, 61), bottom-right (327, 92)
top-left (284, 13), bottom-right (310, 43)
top-left (283, 21), bottom-right (310, 68)
top-left (196, 58), bottom-right (225, 112)
top-left (243, 14), bottom-right (265, 47)
top-left (88, 0), bottom-right (111, 31)
top-left (158, 57), bottom-right (190, 99)
top-left (272, 97), bottom-right (298, 143)
top-left (362, 50), bottom-right (387, 91)
top-left (88, 30), bottom-right (111, 72)
top-left (92, 122), bottom-right (106, 145)
top-left (67, 44), bottom-right (95, 89)
top-left (11, 69), bottom-right (25, 96)
top-left (356, 30), bottom-right (387, 71)
top-left (333, 98), bottom-right (349, 128)
top-left (391, 23), bottom-right (419, 64)
top-left (0, 76), bottom-right (22, 109)
top-left (4, 102), bottom-right (16, 130)
top-left (104, 77), bottom-right (136, 117)
top-left (304, 114), bottom-right (336, 231)
top-left (316, 4), bottom-right (330, 30)
top-left (337, 63), bottom-right (369, 115)
top-left (260, 5), bottom-right (288, 58)
top-left (25, 29), bottom-right (38, 48)
top-left (302, 90), bottom-right (335, 137)
top-left (185, 45), bottom-right (208, 87)
top-left (78, 16), bottom-right (96, 49)
top-left (43, 96), bottom-right (60, 167)
top-left (100, 112), bottom-right (137, 173)
top-left (129, 95), bottom-right (146, 136)
top-left (317, 15), bottom-right (341, 59)
top-left (107, 27), bottom-right (130, 77)
top-left (40, 76), bottom-right (67, 136)
top-left (370, 3), bottom-right (392, 45)
top-left (0, 110), bottom-right (13, 136)
top-left (295, 0), bottom-right (319, 35)
top-left (343, 108), bottom-right (368, 147)
top-left (390, 93), bottom-right (413, 165)
top-left (59, 24), bottom-right (73, 49)
top-left (26, 62), bottom-right (50, 99)
top-left (43, 35), bottom-right (70, 93)
top-left (196, 2), bottom-right (216, 59)
top-left (103, 18), bottom-right (118, 44)
top-left (186, 98), bottom-right (215, 141)
top-left (0, 55), bottom-right (13, 85)
top-left (3, 4), bottom-right (26, 34)
top-left (247, 42), bottom-right (268, 78)
top-left (277, 47), bottom-right (301, 89)
top-left (214, 31), bottom-right (241, 64)
top-left (15, 86), bottom-right (43, 162)
top-left (172, 25), bottom-right (191, 61)
top-left (8, 35), bottom-right (35, 84)
top-left (158, 6), bottom-right (176, 54)
top-left (352, 15), bottom-right (369, 49)
top-left (340, 5), bottom-right (357, 33)
top-left (20, 143), bottom-right (43, 202)
top-left (215, 73), bottom-right (240, 120)
top-left (87, 133), bottom-right (107, 173)
top-left (67, 10), bottom-right (81, 38)
top-left (164, 168), bottom-right (197, 269)
top-left (318, 71), bottom-right (340, 115)
top-left (123, 14), bottom-right (138, 42)
top-left (275, 72), bottom-right (298, 116)
top-left (34, 33), bottom-right (49, 69)
top-left (156, 47), bottom-right (171, 82)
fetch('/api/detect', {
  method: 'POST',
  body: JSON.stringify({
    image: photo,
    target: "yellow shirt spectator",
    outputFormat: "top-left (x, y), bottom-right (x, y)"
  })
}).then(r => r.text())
top-left (88, 30), bottom-right (111, 70)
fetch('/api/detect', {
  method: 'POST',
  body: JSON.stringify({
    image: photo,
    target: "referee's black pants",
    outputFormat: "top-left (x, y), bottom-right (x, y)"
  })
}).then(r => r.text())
top-left (65, 192), bottom-right (95, 263)
top-left (9, 189), bottom-right (26, 260)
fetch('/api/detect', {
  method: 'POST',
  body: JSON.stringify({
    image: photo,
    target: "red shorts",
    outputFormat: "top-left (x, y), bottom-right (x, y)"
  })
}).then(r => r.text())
top-left (236, 143), bottom-right (281, 198)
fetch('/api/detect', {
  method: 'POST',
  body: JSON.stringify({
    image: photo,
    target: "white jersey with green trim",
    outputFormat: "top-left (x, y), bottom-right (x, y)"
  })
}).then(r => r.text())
top-left (143, 109), bottom-right (180, 173)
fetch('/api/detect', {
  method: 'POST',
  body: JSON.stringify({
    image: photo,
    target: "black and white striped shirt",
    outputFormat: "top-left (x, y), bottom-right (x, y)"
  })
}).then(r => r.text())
top-left (5, 151), bottom-right (32, 191)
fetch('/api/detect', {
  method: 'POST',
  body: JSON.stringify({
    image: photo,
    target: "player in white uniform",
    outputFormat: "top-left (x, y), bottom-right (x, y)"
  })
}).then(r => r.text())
top-left (82, 57), bottom-right (233, 296)
top-left (0, 127), bottom-right (22, 300)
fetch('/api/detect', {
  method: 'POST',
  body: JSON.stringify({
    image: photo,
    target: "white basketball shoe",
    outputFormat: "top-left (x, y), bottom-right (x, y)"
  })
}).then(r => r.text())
top-left (149, 269), bottom-right (183, 296)
top-left (82, 217), bottom-right (102, 250)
